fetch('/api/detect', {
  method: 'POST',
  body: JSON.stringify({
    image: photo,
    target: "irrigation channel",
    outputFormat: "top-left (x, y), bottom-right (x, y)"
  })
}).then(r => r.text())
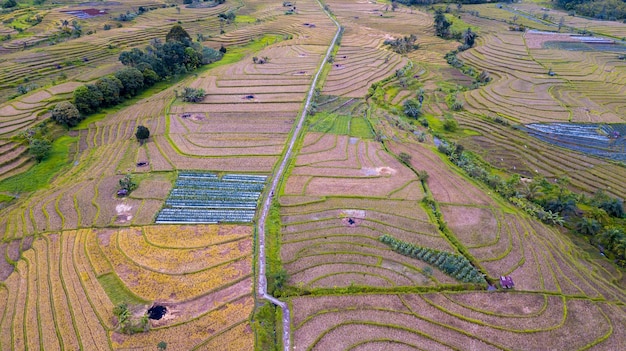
top-left (256, 1), bottom-right (341, 350)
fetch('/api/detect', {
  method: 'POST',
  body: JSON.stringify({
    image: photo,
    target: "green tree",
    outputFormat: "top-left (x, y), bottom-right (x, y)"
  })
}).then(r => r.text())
top-left (403, 98), bottom-right (422, 118)
top-left (434, 9), bottom-right (452, 38)
top-left (575, 218), bottom-right (601, 236)
top-left (73, 84), bottom-right (103, 114)
top-left (51, 101), bottom-right (81, 128)
top-left (443, 118), bottom-right (458, 132)
top-left (463, 27), bottom-right (477, 47)
top-left (28, 138), bottom-right (52, 162)
top-left (115, 67), bottom-right (144, 97)
top-left (399, 152), bottom-right (412, 164)
top-left (165, 24), bottom-right (191, 43)
top-left (180, 87), bottom-right (205, 102)
top-left (119, 174), bottom-right (138, 192)
top-left (2, 0), bottom-right (17, 8)
top-left (113, 303), bottom-right (131, 332)
top-left (135, 125), bottom-right (150, 145)
top-left (95, 76), bottom-right (124, 106)
top-left (157, 341), bottom-right (167, 350)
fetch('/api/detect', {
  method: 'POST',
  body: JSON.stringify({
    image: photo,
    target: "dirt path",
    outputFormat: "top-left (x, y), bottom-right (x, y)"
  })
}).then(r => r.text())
top-left (256, 1), bottom-right (341, 350)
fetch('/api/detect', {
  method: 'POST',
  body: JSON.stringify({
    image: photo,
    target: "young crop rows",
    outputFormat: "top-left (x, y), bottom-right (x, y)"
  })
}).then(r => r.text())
top-left (523, 123), bottom-right (626, 162)
top-left (156, 172), bottom-right (267, 224)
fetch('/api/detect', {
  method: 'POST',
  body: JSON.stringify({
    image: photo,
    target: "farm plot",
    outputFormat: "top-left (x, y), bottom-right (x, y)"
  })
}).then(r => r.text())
top-left (521, 123), bottom-right (626, 162)
top-left (280, 196), bottom-right (458, 289)
top-left (291, 292), bottom-right (626, 351)
top-left (458, 32), bottom-right (571, 123)
top-left (156, 172), bottom-right (267, 224)
top-left (284, 133), bottom-right (419, 198)
top-left (0, 225), bottom-right (254, 350)
top-left (456, 112), bottom-right (626, 200)
top-left (321, 26), bottom-right (409, 98)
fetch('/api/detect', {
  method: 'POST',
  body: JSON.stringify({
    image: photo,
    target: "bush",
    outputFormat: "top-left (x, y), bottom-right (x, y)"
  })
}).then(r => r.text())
top-left (180, 87), bottom-right (205, 102)
top-left (398, 152), bottom-right (412, 164)
top-left (51, 101), bottom-right (82, 128)
top-left (443, 118), bottom-right (458, 132)
top-left (28, 138), bottom-right (52, 162)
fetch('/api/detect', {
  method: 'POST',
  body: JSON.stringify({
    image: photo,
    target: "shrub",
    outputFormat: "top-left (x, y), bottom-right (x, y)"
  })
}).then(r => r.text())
top-left (443, 118), bottom-right (458, 132)
top-left (399, 152), bottom-right (412, 164)
top-left (180, 87), bottom-right (205, 102)
top-left (51, 101), bottom-right (81, 128)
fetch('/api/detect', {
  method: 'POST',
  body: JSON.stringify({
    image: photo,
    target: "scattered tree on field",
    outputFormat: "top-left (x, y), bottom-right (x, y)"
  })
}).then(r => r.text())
top-left (119, 174), bottom-right (138, 193)
top-left (113, 303), bottom-right (131, 332)
top-left (403, 98), bottom-right (422, 118)
top-left (157, 341), bottom-right (168, 350)
top-left (51, 101), bottom-right (81, 128)
top-left (399, 152), bottom-right (412, 164)
top-left (28, 138), bottom-right (52, 162)
top-left (384, 34), bottom-right (419, 54)
top-left (180, 87), bottom-right (205, 102)
top-left (443, 118), bottom-right (458, 132)
top-left (463, 27), bottom-right (477, 47)
top-left (136, 125), bottom-right (150, 145)
top-left (417, 170), bottom-right (429, 183)
top-left (434, 9), bottom-right (452, 38)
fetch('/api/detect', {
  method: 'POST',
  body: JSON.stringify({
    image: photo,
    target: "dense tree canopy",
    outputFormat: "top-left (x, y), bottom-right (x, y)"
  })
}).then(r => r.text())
top-left (73, 84), bottom-right (103, 114)
top-left (115, 67), bottom-right (144, 97)
top-left (95, 76), bottom-right (124, 106)
top-left (51, 101), bottom-right (82, 128)
top-left (557, 0), bottom-right (626, 20)
top-left (165, 24), bottom-right (192, 43)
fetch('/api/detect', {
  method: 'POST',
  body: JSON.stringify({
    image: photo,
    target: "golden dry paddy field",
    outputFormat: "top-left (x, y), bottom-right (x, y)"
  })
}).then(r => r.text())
top-left (0, 0), bottom-right (626, 350)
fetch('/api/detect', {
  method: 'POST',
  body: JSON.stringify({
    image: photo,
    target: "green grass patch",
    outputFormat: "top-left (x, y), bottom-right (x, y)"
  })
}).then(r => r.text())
top-left (447, 13), bottom-right (479, 34)
top-left (0, 135), bottom-right (76, 194)
top-left (235, 15), bottom-right (257, 23)
top-left (308, 112), bottom-right (352, 135)
top-left (97, 273), bottom-right (149, 305)
top-left (0, 193), bottom-right (15, 203)
top-left (350, 117), bottom-right (374, 139)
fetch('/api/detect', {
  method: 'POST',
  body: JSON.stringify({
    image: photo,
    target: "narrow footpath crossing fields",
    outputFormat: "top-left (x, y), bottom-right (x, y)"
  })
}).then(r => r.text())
top-left (1, 0), bottom-right (626, 349)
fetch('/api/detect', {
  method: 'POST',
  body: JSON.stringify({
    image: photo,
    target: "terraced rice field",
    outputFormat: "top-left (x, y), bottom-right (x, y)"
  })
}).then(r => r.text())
top-left (0, 225), bottom-right (254, 350)
top-left (291, 292), bottom-right (625, 351)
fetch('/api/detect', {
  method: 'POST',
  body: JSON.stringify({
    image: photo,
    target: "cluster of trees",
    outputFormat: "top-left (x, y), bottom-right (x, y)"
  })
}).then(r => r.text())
top-left (17, 123), bottom-right (52, 162)
top-left (379, 234), bottom-right (486, 284)
top-left (557, 0), bottom-right (626, 21)
top-left (179, 87), bottom-right (206, 102)
top-left (49, 25), bottom-right (223, 129)
top-left (436, 139), bottom-right (626, 266)
top-left (383, 34), bottom-right (419, 54)
top-left (118, 24), bottom-right (223, 80)
top-left (394, 0), bottom-right (488, 5)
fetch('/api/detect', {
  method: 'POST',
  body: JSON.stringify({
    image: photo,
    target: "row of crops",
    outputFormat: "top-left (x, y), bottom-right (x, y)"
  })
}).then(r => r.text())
top-left (521, 123), bottom-right (626, 162)
top-left (155, 172), bottom-right (267, 224)
top-left (379, 234), bottom-right (486, 284)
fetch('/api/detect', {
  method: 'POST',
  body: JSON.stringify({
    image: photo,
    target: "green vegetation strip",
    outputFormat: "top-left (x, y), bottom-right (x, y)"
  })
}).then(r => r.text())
top-left (379, 234), bottom-right (486, 284)
top-left (97, 273), bottom-right (149, 306)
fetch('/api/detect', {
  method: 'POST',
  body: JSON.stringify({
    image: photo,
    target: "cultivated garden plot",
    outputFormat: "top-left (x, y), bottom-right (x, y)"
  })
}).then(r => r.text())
top-left (522, 123), bottom-right (626, 162)
top-left (291, 292), bottom-right (626, 351)
top-left (285, 133), bottom-right (420, 198)
top-left (456, 112), bottom-right (626, 200)
top-left (0, 225), bottom-right (254, 350)
top-left (321, 27), bottom-right (409, 98)
top-left (156, 172), bottom-right (267, 224)
top-left (280, 196), bottom-right (458, 289)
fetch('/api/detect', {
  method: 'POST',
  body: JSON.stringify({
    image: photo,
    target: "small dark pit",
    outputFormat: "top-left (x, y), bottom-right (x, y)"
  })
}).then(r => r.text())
top-left (347, 218), bottom-right (355, 225)
top-left (148, 305), bottom-right (167, 320)
top-left (136, 161), bottom-right (149, 167)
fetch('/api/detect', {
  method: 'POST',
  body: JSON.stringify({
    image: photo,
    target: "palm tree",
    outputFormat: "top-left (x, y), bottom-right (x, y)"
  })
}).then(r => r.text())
top-left (575, 218), bottom-right (600, 236)
top-left (597, 227), bottom-right (623, 251)
top-left (522, 182), bottom-right (543, 202)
